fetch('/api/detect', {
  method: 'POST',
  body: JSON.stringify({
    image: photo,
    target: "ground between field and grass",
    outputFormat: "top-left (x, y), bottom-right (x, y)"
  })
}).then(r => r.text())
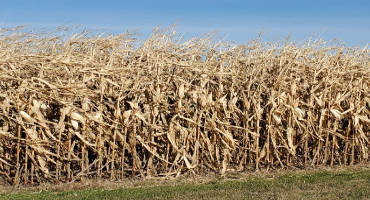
top-left (1, 166), bottom-right (369, 200)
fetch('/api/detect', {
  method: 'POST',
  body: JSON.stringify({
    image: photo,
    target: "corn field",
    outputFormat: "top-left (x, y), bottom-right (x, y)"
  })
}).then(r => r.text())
top-left (0, 27), bottom-right (369, 185)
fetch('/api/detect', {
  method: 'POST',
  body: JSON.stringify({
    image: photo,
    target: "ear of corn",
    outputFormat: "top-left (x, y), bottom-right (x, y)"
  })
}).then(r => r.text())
top-left (0, 26), bottom-right (368, 185)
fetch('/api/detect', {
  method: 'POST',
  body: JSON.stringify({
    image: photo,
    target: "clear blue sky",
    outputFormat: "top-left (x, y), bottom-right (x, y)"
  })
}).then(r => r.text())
top-left (1, 0), bottom-right (369, 46)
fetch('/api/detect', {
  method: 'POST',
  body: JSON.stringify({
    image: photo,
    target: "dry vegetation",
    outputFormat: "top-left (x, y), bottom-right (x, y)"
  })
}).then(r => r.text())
top-left (0, 26), bottom-right (369, 185)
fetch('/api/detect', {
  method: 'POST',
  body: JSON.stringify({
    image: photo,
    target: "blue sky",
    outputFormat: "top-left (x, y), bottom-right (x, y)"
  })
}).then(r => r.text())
top-left (1, 0), bottom-right (369, 46)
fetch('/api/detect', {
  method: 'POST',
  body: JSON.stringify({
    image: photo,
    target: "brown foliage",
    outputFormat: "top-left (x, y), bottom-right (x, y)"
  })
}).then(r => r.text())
top-left (0, 26), bottom-right (369, 185)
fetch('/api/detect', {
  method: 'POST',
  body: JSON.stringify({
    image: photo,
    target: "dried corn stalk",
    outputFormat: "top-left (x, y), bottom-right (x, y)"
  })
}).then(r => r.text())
top-left (0, 26), bottom-right (368, 185)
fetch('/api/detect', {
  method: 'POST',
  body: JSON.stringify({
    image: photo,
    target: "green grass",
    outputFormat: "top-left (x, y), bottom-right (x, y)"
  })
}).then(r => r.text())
top-left (1, 169), bottom-right (369, 200)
